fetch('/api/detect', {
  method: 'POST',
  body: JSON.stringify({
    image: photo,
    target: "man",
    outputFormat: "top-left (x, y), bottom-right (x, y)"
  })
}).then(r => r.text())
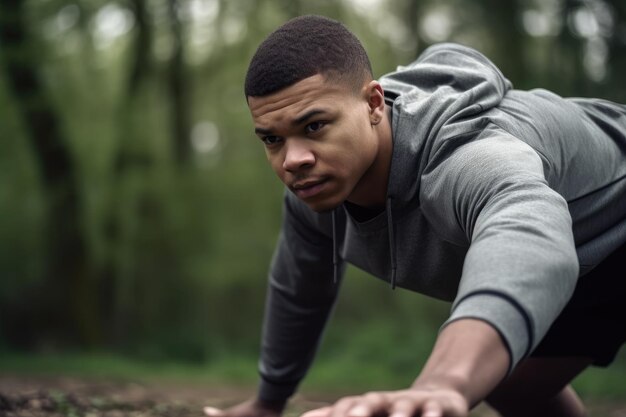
top-left (204, 15), bottom-right (626, 417)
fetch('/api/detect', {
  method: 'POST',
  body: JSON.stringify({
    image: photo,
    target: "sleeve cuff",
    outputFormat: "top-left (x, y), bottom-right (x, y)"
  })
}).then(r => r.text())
top-left (258, 375), bottom-right (298, 404)
top-left (443, 291), bottom-right (534, 372)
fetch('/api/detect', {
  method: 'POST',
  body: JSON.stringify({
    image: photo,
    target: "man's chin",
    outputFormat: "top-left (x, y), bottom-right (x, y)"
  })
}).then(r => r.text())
top-left (301, 196), bottom-right (344, 213)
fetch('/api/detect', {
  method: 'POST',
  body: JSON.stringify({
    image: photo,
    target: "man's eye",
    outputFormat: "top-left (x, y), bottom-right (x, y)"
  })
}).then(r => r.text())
top-left (305, 121), bottom-right (326, 134)
top-left (262, 135), bottom-right (282, 146)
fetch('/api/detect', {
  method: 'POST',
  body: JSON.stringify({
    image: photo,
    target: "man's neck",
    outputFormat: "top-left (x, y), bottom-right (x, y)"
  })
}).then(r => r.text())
top-left (344, 201), bottom-right (385, 222)
top-left (347, 104), bottom-right (393, 208)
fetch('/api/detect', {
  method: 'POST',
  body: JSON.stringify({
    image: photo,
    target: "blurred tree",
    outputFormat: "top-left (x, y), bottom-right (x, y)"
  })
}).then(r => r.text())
top-left (279, 0), bottom-right (301, 19)
top-left (167, 0), bottom-right (192, 164)
top-left (398, 0), bottom-right (424, 58)
top-left (0, 0), bottom-right (100, 347)
top-left (103, 0), bottom-right (155, 348)
top-left (553, 0), bottom-right (587, 95)
top-left (606, 0), bottom-right (626, 100)
top-left (476, 0), bottom-right (527, 86)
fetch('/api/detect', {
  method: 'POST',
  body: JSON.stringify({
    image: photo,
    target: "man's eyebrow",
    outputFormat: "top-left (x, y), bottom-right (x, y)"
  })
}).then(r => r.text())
top-left (292, 109), bottom-right (327, 126)
top-left (254, 109), bottom-right (329, 136)
top-left (255, 127), bottom-right (272, 135)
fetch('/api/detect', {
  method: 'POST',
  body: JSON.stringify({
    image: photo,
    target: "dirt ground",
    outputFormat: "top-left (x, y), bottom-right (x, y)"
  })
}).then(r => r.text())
top-left (0, 374), bottom-right (336, 417)
top-left (1, 374), bottom-right (625, 417)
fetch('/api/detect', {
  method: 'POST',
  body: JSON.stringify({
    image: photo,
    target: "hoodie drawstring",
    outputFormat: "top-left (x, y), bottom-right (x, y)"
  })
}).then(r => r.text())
top-left (386, 197), bottom-right (397, 289)
top-left (330, 200), bottom-right (397, 290)
top-left (331, 208), bottom-right (338, 284)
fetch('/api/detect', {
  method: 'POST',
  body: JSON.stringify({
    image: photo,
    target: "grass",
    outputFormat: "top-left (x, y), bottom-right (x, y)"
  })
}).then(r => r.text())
top-left (0, 350), bottom-right (258, 385)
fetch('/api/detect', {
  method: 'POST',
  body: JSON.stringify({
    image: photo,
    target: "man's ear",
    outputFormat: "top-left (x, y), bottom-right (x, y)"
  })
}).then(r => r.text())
top-left (365, 80), bottom-right (385, 125)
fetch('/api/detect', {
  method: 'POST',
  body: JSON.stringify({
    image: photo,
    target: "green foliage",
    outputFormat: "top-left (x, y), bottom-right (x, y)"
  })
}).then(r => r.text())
top-left (0, 71), bottom-right (47, 299)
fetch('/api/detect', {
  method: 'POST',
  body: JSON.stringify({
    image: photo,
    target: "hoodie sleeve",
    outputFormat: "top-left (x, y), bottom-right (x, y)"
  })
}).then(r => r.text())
top-left (424, 129), bottom-right (579, 372)
top-left (257, 191), bottom-right (344, 403)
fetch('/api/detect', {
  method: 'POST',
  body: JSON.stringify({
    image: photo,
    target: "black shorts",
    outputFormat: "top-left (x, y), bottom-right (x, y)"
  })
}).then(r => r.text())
top-left (530, 241), bottom-right (626, 366)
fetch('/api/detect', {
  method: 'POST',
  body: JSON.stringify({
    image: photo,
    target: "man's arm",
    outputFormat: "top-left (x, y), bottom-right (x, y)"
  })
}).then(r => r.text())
top-left (206, 192), bottom-right (343, 417)
top-left (410, 319), bottom-right (509, 411)
top-left (257, 193), bottom-right (344, 405)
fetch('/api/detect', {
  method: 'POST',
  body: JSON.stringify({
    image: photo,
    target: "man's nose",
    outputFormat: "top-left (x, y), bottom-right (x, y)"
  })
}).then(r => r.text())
top-left (283, 139), bottom-right (315, 172)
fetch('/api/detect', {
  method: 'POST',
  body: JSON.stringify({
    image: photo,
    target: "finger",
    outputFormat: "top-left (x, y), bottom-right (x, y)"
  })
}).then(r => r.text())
top-left (420, 400), bottom-right (443, 417)
top-left (329, 397), bottom-right (360, 417)
top-left (346, 404), bottom-right (371, 417)
top-left (204, 407), bottom-right (224, 417)
top-left (347, 392), bottom-right (389, 417)
top-left (301, 406), bottom-right (333, 417)
top-left (389, 396), bottom-right (417, 417)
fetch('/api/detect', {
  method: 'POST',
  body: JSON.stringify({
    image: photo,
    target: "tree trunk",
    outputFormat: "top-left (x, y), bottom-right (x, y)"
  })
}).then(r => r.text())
top-left (0, 0), bottom-right (99, 348)
top-left (476, 0), bottom-right (527, 87)
top-left (102, 0), bottom-right (154, 348)
top-left (167, 0), bottom-right (192, 165)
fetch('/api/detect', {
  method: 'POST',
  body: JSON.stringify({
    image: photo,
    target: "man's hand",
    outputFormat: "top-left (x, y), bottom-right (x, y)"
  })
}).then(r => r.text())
top-left (204, 398), bottom-right (285, 417)
top-left (300, 387), bottom-right (467, 417)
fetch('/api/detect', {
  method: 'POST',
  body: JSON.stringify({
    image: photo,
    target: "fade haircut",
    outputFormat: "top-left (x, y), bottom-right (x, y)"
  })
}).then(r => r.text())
top-left (245, 15), bottom-right (373, 97)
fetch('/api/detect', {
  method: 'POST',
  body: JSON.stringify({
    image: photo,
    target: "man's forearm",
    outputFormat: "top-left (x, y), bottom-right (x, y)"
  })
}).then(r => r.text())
top-left (413, 318), bottom-right (511, 407)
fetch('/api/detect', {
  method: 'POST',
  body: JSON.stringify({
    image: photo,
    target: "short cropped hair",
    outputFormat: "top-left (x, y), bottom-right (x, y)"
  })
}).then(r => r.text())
top-left (244, 15), bottom-right (373, 97)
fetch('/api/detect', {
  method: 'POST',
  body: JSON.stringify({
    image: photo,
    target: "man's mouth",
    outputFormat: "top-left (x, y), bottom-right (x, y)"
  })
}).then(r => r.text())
top-left (292, 178), bottom-right (328, 199)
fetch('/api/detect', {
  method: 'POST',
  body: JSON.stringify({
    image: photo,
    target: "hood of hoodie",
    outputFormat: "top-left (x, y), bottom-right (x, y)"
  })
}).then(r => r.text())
top-left (330, 43), bottom-right (513, 295)
top-left (380, 43), bottom-right (512, 210)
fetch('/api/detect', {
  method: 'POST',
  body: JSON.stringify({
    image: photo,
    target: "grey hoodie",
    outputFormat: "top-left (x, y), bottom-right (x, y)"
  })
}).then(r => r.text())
top-left (257, 43), bottom-right (626, 403)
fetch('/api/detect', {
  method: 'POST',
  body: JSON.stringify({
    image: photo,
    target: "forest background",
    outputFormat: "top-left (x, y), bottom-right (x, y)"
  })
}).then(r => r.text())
top-left (1, 0), bottom-right (625, 400)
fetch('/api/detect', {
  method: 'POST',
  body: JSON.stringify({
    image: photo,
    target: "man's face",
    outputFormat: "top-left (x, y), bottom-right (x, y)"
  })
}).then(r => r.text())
top-left (248, 74), bottom-right (383, 212)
